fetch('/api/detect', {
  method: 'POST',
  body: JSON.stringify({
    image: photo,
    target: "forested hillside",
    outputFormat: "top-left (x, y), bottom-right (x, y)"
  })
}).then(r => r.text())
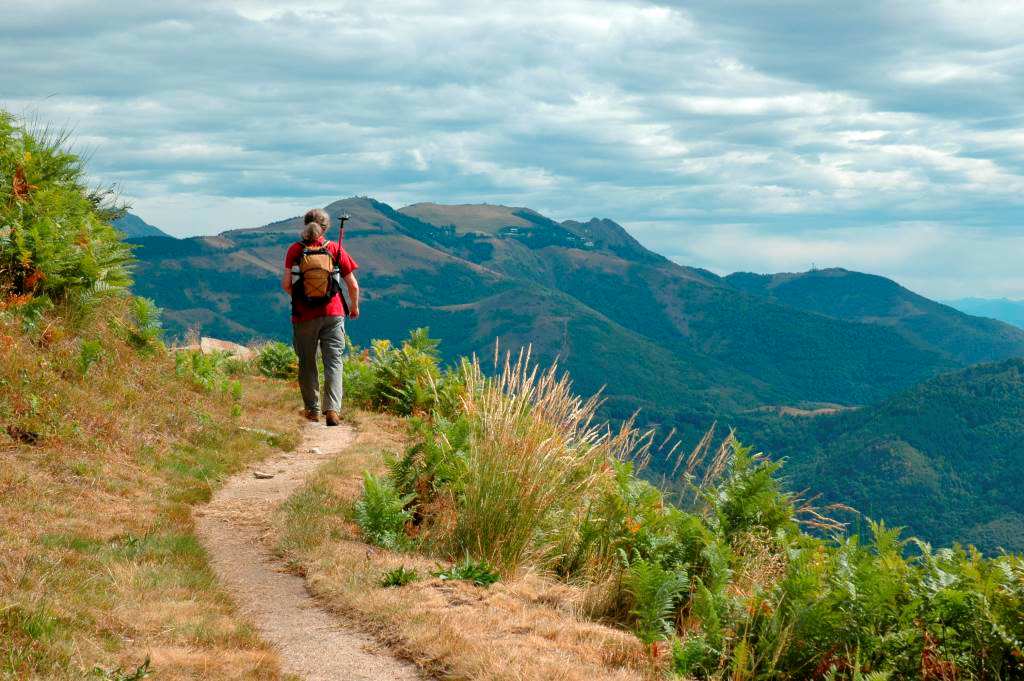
top-left (743, 359), bottom-right (1024, 553)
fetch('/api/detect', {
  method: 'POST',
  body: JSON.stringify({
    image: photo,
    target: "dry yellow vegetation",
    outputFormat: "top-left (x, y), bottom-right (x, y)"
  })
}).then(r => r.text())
top-left (274, 410), bottom-right (652, 681)
top-left (0, 305), bottom-right (301, 680)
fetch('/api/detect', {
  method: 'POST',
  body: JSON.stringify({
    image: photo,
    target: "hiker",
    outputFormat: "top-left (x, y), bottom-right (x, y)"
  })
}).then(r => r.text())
top-left (282, 208), bottom-right (360, 426)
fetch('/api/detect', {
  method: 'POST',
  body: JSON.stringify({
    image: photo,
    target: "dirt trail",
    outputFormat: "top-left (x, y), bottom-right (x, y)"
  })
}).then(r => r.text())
top-left (195, 422), bottom-right (423, 681)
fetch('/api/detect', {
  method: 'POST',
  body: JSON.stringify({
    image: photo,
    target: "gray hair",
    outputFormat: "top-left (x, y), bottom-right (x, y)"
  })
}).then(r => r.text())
top-left (301, 208), bottom-right (330, 242)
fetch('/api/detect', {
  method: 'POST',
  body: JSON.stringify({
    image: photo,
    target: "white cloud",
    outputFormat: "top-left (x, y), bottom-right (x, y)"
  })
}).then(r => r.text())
top-left (2, 1), bottom-right (1024, 298)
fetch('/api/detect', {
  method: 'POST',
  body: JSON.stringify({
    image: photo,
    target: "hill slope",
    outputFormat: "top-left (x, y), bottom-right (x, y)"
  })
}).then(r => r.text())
top-left (749, 358), bottom-right (1024, 553)
top-left (128, 197), bottom-right (1024, 550)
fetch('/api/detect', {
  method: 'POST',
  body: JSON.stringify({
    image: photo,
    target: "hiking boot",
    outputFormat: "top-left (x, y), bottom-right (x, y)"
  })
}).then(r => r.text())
top-left (324, 410), bottom-right (341, 427)
top-left (302, 409), bottom-right (319, 423)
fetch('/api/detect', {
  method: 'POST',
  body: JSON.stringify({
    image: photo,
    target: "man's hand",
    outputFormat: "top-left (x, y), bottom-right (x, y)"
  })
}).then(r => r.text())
top-left (349, 305), bottom-right (360, 320)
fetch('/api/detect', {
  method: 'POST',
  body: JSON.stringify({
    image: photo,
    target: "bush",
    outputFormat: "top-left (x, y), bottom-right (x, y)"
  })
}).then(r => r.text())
top-left (0, 112), bottom-right (133, 321)
top-left (174, 350), bottom-right (243, 417)
top-left (343, 328), bottom-right (464, 416)
top-left (256, 341), bottom-right (297, 380)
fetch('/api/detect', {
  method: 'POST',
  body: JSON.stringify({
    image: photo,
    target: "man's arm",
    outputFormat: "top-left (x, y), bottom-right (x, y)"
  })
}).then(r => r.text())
top-left (282, 268), bottom-right (292, 294)
top-left (344, 272), bottom-right (360, 319)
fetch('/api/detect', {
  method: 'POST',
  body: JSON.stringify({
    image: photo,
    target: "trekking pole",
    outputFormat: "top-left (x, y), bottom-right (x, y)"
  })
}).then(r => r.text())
top-left (338, 214), bottom-right (350, 244)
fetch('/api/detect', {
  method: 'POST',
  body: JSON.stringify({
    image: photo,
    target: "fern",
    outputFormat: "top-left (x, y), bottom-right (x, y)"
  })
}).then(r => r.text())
top-left (380, 566), bottom-right (419, 587)
top-left (77, 339), bottom-right (104, 376)
top-left (123, 296), bottom-right (163, 355)
top-left (0, 112), bottom-right (133, 318)
top-left (623, 559), bottom-right (688, 644)
top-left (354, 472), bottom-right (414, 550)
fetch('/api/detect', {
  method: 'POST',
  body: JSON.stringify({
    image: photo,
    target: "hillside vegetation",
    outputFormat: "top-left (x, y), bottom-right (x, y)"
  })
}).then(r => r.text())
top-left (749, 359), bottom-right (1024, 554)
top-left (0, 112), bottom-right (299, 679)
top-left (284, 328), bottom-right (1024, 680)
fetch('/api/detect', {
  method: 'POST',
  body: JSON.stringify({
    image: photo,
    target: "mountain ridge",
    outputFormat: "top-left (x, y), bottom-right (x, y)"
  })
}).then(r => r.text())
top-left (726, 267), bottom-right (1024, 365)
top-left (945, 297), bottom-right (1024, 330)
top-left (114, 212), bottom-right (173, 238)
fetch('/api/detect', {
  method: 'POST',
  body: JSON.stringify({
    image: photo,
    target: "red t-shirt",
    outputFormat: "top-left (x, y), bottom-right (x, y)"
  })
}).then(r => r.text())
top-left (285, 238), bottom-right (358, 323)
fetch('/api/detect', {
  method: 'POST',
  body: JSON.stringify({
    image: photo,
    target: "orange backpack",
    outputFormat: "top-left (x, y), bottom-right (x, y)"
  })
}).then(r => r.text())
top-left (292, 241), bottom-right (345, 310)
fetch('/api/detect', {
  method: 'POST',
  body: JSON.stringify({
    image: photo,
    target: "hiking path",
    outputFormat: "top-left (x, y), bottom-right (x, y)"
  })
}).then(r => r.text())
top-left (195, 421), bottom-right (423, 681)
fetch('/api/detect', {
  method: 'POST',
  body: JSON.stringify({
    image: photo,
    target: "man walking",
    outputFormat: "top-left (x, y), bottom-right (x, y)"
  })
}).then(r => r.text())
top-left (282, 208), bottom-right (360, 426)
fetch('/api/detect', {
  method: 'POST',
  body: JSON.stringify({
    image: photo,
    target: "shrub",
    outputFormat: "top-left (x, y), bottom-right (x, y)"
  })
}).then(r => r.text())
top-left (354, 472), bottom-right (413, 550)
top-left (0, 112), bottom-right (133, 320)
top-left (379, 566), bottom-right (419, 588)
top-left (342, 341), bottom-right (376, 404)
top-left (256, 341), bottom-right (298, 380)
top-left (346, 331), bottom-right (1024, 677)
top-left (174, 350), bottom-right (243, 417)
top-left (345, 328), bottom-right (466, 416)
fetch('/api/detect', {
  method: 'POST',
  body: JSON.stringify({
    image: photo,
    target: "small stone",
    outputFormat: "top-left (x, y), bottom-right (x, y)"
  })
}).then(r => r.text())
top-left (253, 470), bottom-right (274, 479)
top-left (308, 447), bottom-right (321, 454)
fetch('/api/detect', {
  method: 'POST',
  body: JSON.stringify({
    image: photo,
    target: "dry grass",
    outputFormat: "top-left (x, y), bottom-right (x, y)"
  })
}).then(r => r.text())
top-left (275, 410), bottom-right (652, 681)
top-left (0, 307), bottom-right (302, 680)
top-left (442, 348), bottom-right (651, 575)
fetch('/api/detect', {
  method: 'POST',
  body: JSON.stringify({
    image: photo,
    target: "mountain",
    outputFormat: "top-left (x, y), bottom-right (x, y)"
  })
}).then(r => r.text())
top-left (726, 269), bottom-right (1024, 365)
top-left (114, 212), bottom-right (172, 238)
top-left (130, 197), bottom-right (966, 429)
top-left (756, 359), bottom-right (1024, 554)
top-left (945, 297), bottom-right (1024, 330)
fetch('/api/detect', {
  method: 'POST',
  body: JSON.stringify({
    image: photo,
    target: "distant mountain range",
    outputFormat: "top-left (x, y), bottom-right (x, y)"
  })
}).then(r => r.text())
top-left (945, 297), bottom-right (1024, 330)
top-left (126, 197), bottom-right (1024, 553)
top-left (114, 213), bottom-right (171, 238)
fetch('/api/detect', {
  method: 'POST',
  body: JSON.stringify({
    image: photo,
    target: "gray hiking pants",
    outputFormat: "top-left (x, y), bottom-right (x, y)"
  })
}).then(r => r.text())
top-left (292, 315), bottom-right (345, 413)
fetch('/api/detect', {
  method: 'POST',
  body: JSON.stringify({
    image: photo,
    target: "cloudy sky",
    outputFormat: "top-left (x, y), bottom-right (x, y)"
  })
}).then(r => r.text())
top-left (3, 1), bottom-right (1024, 299)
